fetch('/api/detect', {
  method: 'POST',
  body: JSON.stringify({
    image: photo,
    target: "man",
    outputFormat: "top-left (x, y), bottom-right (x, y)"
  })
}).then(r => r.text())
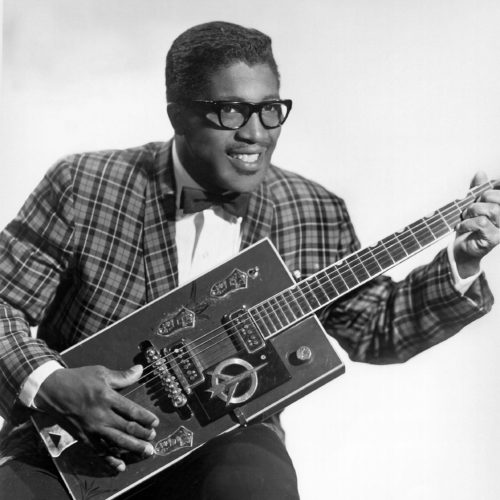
top-left (0, 21), bottom-right (499, 500)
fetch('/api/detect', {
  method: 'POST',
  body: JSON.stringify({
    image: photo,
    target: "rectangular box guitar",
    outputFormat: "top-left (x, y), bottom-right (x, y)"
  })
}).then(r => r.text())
top-left (32, 180), bottom-right (495, 500)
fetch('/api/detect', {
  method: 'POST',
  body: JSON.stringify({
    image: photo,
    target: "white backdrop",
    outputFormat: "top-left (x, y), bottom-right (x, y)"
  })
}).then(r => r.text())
top-left (2, 1), bottom-right (500, 499)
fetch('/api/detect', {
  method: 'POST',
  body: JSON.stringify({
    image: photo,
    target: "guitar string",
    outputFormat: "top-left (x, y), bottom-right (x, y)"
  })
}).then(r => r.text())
top-left (130, 184), bottom-right (490, 389)
top-left (124, 183), bottom-right (490, 396)
top-left (130, 200), bottom-right (461, 392)
top-left (126, 198), bottom-right (467, 399)
top-left (130, 189), bottom-right (476, 389)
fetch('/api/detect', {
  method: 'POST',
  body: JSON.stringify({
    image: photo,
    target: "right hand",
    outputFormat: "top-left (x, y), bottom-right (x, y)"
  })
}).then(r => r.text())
top-left (35, 364), bottom-right (159, 472)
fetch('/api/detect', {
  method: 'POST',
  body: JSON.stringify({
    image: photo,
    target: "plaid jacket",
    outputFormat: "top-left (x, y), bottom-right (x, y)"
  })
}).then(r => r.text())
top-left (0, 140), bottom-right (493, 425)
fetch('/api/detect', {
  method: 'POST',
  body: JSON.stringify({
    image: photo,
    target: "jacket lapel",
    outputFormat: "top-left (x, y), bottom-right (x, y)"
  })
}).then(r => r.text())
top-left (142, 141), bottom-right (179, 302)
top-left (240, 180), bottom-right (275, 249)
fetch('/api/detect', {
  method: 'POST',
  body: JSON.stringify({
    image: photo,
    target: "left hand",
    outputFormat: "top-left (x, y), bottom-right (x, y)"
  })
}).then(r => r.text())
top-left (454, 171), bottom-right (500, 278)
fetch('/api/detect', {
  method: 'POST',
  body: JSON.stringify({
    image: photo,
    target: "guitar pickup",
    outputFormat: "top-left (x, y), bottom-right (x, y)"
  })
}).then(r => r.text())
top-left (225, 308), bottom-right (265, 354)
top-left (164, 341), bottom-right (205, 393)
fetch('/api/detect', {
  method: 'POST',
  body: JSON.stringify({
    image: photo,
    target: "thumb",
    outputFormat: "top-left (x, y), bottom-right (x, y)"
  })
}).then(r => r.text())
top-left (470, 170), bottom-right (488, 188)
top-left (107, 364), bottom-right (143, 390)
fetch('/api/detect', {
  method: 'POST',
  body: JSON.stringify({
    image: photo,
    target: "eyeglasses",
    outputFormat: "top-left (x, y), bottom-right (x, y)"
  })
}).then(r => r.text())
top-left (178, 99), bottom-right (293, 130)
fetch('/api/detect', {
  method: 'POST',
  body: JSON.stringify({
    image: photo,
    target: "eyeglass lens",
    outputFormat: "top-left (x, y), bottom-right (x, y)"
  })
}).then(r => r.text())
top-left (219, 102), bottom-right (288, 129)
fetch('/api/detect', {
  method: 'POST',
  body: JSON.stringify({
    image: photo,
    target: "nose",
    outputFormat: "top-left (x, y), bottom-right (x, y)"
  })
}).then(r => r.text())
top-left (234, 112), bottom-right (270, 144)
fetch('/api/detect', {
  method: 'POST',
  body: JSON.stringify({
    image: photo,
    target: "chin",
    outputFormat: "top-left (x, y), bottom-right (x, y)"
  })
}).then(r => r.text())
top-left (226, 173), bottom-right (267, 193)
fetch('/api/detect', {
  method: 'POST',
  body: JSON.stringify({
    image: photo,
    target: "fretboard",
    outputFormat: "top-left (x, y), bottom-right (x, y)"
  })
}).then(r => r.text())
top-left (249, 180), bottom-right (495, 339)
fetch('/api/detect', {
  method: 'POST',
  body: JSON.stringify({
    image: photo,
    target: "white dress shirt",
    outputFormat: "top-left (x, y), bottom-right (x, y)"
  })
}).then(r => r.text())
top-left (172, 141), bottom-right (243, 285)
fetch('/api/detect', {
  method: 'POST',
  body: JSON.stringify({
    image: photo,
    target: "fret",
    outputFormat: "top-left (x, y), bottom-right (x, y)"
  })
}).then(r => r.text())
top-left (328, 266), bottom-right (349, 294)
top-left (287, 287), bottom-right (310, 315)
top-left (370, 243), bottom-right (394, 269)
top-left (336, 261), bottom-right (358, 289)
top-left (439, 205), bottom-right (456, 229)
top-left (357, 247), bottom-right (382, 276)
top-left (268, 296), bottom-right (288, 328)
top-left (282, 288), bottom-right (305, 318)
top-left (449, 201), bottom-right (465, 226)
top-left (275, 291), bottom-right (298, 323)
top-left (295, 287), bottom-right (314, 313)
top-left (427, 202), bottom-right (455, 238)
top-left (345, 254), bottom-right (370, 283)
top-left (311, 274), bottom-right (331, 302)
top-left (317, 270), bottom-right (339, 298)
top-left (408, 219), bottom-right (434, 246)
top-left (427, 215), bottom-right (451, 238)
top-left (399, 227), bottom-right (421, 254)
top-left (249, 307), bottom-right (270, 337)
top-left (380, 234), bottom-right (407, 262)
top-left (262, 300), bottom-right (284, 330)
top-left (252, 305), bottom-right (275, 337)
top-left (300, 278), bottom-right (323, 308)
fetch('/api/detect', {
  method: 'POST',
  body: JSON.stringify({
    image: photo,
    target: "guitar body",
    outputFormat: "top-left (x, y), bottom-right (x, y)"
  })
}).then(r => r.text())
top-left (33, 239), bottom-right (345, 500)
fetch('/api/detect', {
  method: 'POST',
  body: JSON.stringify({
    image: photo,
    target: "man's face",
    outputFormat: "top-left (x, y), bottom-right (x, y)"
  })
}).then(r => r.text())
top-left (173, 62), bottom-right (282, 193)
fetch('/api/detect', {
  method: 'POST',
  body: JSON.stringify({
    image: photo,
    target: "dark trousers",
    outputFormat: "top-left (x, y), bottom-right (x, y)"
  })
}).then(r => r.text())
top-left (0, 424), bottom-right (299, 500)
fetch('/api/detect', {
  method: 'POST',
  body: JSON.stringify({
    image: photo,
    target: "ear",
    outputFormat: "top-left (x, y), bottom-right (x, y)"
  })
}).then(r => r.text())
top-left (167, 103), bottom-right (187, 135)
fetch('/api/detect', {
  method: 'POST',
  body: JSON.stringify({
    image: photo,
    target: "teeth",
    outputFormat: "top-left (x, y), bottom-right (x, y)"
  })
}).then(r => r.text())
top-left (230, 153), bottom-right (260, 163)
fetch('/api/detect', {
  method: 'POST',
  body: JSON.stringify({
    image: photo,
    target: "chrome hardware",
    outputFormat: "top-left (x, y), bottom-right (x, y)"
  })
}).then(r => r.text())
top-left (206, 358), bottom-right (267, 406)
top-left (140, 341), bottom-right (188, 407)
top-left (247, 266), bottom-right (259, 279)
top-left (155, 426), bottom-right (194, 456)
top-left (155, 306), bottom-right (195, 337)
top-left (210, 268), bottom-right (248, 298)
top-left (225, 307), bottom-right (265, 353)
top-left (290, 345), bottom-right (313, 365)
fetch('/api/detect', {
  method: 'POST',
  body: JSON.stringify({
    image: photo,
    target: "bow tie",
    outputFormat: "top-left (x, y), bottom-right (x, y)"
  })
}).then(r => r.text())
top-left (180, 187), bottom-right (250, 218)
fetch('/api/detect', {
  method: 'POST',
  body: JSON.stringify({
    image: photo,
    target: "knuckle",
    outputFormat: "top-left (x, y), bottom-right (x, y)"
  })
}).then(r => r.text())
top-left (127, 404), bottom-right (140, 421)
top-left (125, 420), bottom-right (139, 435)
top-left (93, 365), bottom-right (108, 381)
top-left (93, 364), bottom-right (106, 375)
top-left (95, 386), bottom-right (112, 403)
top-left (478, 215), bottom-right (489, 227)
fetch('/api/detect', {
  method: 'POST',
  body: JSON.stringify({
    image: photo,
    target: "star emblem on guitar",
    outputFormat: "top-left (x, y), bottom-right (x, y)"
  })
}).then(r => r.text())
top-left (207, 358), bottom-right (268, 406)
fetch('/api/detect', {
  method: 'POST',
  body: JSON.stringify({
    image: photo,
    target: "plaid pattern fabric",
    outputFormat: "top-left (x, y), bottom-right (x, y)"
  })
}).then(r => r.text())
top-left (0, 140), bottom-right (493, 427)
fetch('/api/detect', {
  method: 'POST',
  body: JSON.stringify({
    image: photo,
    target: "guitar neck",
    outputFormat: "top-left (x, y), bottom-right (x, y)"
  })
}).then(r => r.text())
top-left (250, 180), bottom-right (495, 339)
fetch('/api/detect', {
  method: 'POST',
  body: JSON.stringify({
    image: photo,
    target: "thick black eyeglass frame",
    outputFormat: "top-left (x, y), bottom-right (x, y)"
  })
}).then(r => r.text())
top-left (177, 99), bottom-right (293, 130)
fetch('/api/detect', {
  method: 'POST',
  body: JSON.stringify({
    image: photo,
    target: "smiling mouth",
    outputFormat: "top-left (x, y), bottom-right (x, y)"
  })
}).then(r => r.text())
top-left (228, 153), bottom-right (261, 164)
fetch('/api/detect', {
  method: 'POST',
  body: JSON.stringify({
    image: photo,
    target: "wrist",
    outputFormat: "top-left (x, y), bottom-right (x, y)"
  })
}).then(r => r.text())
top-left (454, 247), bottom-right (481, 279)
top-left (34, 368), bottom-right (66, 412)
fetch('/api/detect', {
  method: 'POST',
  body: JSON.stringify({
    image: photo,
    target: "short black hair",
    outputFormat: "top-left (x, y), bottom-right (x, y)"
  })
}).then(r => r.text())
top-left (166, 21), bottom-right (280, 102)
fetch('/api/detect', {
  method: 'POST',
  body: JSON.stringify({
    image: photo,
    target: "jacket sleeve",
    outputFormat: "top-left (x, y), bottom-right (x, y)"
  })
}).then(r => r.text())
top-left (0, 161), bottom-right (75, 418)
top-left (318, 199), bottom-right (494, 363)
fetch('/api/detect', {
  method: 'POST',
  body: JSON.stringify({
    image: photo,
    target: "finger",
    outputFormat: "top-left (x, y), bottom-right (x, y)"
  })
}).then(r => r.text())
top-left (113, 414), bottom-right (157, 441)
top-left (463, 203), bottom-right (500, 227)
top-left (111, 394), bottom-right (159, 428)
top-left (104, 455), bottom-right (126, 472)
top-left (456, 215), bottom-right (494, 235)
top-left (107, 365), bottom-right (143, 390)
top-left (479, 188), bottom-right (500, 205)
top-left (470, 170), bottom-right (488, 188)
top-left (100, 426), bottom-right (156, 457)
